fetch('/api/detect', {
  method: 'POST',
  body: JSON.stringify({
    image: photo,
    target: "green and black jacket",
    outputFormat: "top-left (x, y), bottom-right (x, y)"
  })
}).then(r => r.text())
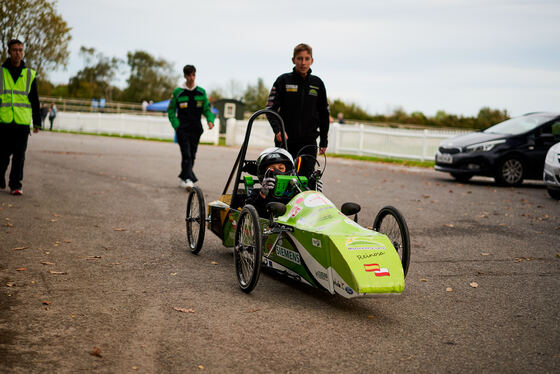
top-left (167, 86), bottom-right (215, 131)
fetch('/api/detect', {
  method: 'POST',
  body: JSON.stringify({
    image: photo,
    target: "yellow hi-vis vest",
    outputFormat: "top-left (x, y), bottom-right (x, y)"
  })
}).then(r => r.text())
top-left (0, 67), bottom-right (36, 126)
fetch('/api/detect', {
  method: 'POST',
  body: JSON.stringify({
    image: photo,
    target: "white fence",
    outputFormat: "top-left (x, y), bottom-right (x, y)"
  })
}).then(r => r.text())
top-left (54, 112), bottom-right (471, 161)
top-left (55, 112), bottom-right (220, 144)
top-left (225, 119), bottom-right (471, 161)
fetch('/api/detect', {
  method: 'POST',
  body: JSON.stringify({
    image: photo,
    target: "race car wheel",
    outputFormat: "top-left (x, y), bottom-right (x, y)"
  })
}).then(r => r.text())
top-left (234, 204), bottom-right (263, 293)
top-left (185, 186), bottom-right (206, 254)
top-left (373, 206), bottom-right (410, 277)
top-left (494, 157), bottom-right (524, 186)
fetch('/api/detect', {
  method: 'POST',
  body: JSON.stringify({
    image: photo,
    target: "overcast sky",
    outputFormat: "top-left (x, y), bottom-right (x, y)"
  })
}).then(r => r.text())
top-left (50, 0), bottom-right (560, 117)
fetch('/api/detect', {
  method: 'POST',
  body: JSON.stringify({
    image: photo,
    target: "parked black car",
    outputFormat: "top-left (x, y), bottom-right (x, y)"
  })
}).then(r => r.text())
top-left (435, 112), bottom-right (560, 185)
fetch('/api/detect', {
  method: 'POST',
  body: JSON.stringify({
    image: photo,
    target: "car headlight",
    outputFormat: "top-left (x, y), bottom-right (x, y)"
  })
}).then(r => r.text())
top-left (465, 139), bottom-right (506, 152)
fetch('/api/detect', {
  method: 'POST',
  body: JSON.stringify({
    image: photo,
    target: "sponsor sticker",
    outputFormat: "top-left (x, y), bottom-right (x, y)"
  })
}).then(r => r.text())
top-left (312, 238), bottom-right (322, 248)
top-left (179, 102), bottom-right (188, 108)
top-left (286, 84), bottom-right (298, 92)
top-left (276, 246), bottom-right (301, 264)
top-left (345, 237), bottom-right (385, 251)
top-left (364, 263), bottom-right (390, 277)
top-left (289, 205), bottom-right (302, 218)
top-left (304, 193), bottom-right (332, 208)
top-left (315, 271), bottom-right (328, 280)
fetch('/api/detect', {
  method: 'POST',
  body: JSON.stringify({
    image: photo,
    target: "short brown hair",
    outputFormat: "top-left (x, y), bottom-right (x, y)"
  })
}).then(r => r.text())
top-left (293, 43), bottom-right (312, 58)
top-left (8, 39), bottom-right (23, 49)
top-left (183, 65), bottom-right (196, 75)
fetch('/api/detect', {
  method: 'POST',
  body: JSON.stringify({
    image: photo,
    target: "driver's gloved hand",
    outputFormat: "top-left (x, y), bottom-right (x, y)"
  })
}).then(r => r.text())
top-left (260, 177), bottom-right (276, 197)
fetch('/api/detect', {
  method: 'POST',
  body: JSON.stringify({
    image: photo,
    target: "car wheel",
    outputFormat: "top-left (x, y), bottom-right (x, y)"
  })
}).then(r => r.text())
top-left (372, 206), bottom-right (410, 278)
top-left (234, 204), bottom-right (262, 293)
top-left (547, 188), bottom-right (560, 200)
top-left (450, 173), bottom-right (472, 183)
top-left (185, 186), bottom-right (206, 254)
top-left (495, 157), bottom-right (524, 186)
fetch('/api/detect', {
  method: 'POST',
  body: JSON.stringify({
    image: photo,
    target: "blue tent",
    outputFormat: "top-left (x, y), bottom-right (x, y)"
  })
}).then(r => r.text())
top-left (146, 100), bottom-right (170, 112)
top-left (146, 99), bottom-right (219, 114)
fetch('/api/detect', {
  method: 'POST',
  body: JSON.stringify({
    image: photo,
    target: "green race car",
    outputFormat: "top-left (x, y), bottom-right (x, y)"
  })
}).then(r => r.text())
top-left (185, 109), bottom-right (410, 298)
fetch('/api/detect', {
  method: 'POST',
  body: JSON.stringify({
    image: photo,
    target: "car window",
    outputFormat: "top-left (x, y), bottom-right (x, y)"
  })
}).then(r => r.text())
top-left (484, 115), bottom-right (557, 135)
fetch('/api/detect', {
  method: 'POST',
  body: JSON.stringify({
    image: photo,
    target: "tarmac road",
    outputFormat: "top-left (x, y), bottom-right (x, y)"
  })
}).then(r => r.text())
top-left (1, 132), bottom-right (559, 373)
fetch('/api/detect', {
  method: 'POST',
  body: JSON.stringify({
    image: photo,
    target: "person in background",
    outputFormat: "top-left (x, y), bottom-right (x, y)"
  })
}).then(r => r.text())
top-left (167, 64), bottom-right (215, 189)
top-left (40, 103), bottom-right (49, 128)
top-left (337, 112), bottom-right (345, 124)
top-left (266, 43), bottom-right (330, 180)
top-left (48, 103), bottom-right (57, 130)
top-left (0, 39), bottom-right (41, 196)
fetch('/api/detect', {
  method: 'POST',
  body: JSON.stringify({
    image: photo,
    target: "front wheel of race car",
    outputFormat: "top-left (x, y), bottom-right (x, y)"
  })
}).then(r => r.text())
top-left (185, 186), bottom-right (206, 254)
top-left (234, 205), bottom-right (263, 293)
top-left (373, 206), bottom-right (410, 277)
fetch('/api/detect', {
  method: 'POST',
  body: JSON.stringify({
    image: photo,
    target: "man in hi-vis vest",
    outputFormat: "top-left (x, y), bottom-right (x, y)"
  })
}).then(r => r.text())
top-left (0, 39), bottom-right (41, 195)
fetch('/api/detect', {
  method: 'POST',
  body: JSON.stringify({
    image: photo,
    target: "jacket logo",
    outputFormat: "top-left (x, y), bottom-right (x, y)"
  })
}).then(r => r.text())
top-left (309, 89), bottom-right (318, 96)
top-left (179, 102), bottom-right (188, 109)
top-left (286, 84), bottom-right (298, 92)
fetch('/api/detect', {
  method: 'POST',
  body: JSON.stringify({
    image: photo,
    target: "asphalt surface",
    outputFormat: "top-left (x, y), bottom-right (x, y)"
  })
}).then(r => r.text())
top-left (1, 131), bottom-right (559, 374)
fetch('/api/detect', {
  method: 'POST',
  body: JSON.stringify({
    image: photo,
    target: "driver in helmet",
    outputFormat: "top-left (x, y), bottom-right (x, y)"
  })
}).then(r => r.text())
top-left (245, 147), bottom-right (295, 217)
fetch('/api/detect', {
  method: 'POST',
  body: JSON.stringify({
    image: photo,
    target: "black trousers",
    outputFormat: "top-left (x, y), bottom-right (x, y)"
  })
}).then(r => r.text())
top-left (0, 124), bottom-right (30, 190)
top-left (176, 127), bottom-right (203, 182)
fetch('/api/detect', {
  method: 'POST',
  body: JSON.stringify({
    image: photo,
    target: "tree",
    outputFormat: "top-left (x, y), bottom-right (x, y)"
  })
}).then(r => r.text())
top-left (0, 0), bottom-right (71, 78)
top-left (477, 107), bottom-right (509, 128)
top-left (68, 46), bottom-right (122, 100)
top-left (243, 78), bottom-right (269, 112)
top-left (121, 50), bottom-right (178, 103)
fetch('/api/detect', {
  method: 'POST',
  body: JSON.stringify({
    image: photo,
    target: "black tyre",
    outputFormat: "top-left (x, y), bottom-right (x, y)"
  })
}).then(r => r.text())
top-left (495, 157), bottom-right (524, 186)
top-left (547, 188), bottom-right (560, 200)
top-left (233, 205), bottom-right (263, 293)
top-left (185, 186), bottom-right (206, 254)
top-left (451, 173), bottom-right (472, 183)
top-left (373, 206), bottom-right (411, 277)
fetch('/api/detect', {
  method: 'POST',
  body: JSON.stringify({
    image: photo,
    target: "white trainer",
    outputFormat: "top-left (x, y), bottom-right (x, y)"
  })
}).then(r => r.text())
top-left (185, 179), bottom-right (194, 190)
top-left (179, 178), bottom-right (188, 188)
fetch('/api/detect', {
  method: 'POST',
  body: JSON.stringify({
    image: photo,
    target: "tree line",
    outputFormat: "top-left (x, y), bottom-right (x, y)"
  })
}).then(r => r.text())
top-left (2, 0), bottom-right (509, 130)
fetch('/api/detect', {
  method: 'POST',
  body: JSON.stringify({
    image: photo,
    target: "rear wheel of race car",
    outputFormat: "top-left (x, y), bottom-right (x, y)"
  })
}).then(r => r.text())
top-left (373, 206), bottom-right (410, 277)
top-left (185, 186), bottom-right (206, 254)
top-left (234, 205), bottom-right (263, 293)
top-left (494, 157), bottom-right (524, 186)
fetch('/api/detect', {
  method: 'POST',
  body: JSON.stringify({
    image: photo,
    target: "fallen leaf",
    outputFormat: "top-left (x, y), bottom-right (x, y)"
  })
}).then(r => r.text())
top-left (90, 346), bottom-right (102, 357)
top-left (42, 300), bottom-right (51, 305)
top-left (444, 224), bottom-right (454, 228)
top-left (84, 256), bottom-right (101, 260)
top-left (470, 282), bottom-right (479, 288)
top-left (64, 240), bottom-right (72, 243)
top-left (16, 267), bottom-right (26, 271)
top-left (173, 307), bottom-right (195, 313)
top-left (480, 252), bottom-right (490, 256)
top-left (41, 261), bottom-right (55, 265)
top-left (446, 287), bottom-right (453, 292)
top-left (13, 246), bottom-right (28, 250)
top-left (6, 282), bottom-right (15, 287)
top-left (131, 367), bottom-right (138, 371)
top-left (247, 309), bottom-right (261, 313)
top-left (556, 253), bottom-right (560, 258)
top-left (49, 270), bottom-right (68, 275)
top-left (113, 228), bottom-right (126, 231)
top-left (5, 223), bottom-right (14, 227)
top-left (211, 261), bottom-right (218, 265)
top-left (170, 272), bottom-right (177, 276)
top-left (423, 195), bottom-right (430, 199)
top-left (420, 278), bottom-right (428, 282)
top-left (198, 365), bottom-right (205, 370)
top-left (367, 315), bottom-right (375, 319)
top-left (50, 219), bottom-right (57, 222)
